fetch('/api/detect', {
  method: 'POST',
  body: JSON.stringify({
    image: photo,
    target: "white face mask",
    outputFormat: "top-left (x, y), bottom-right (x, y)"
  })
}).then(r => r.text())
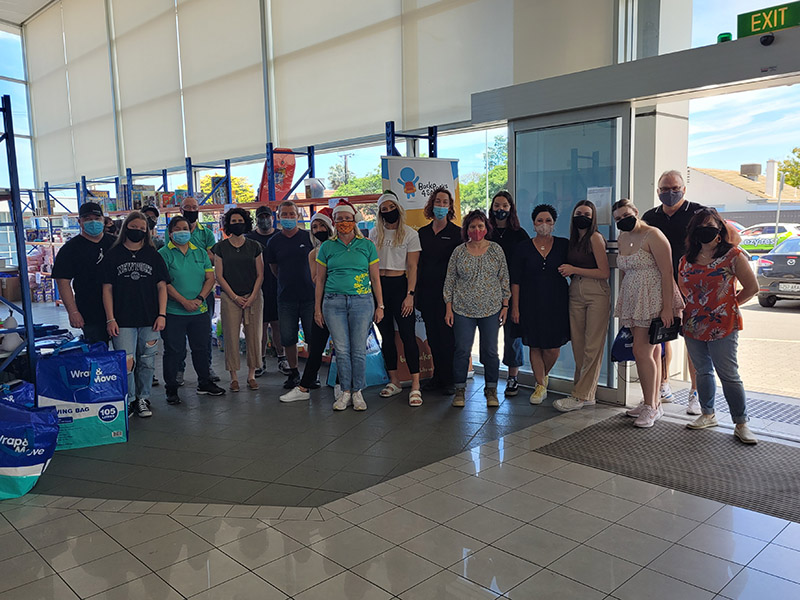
top-left (535, 223), bottom-right (554, 236)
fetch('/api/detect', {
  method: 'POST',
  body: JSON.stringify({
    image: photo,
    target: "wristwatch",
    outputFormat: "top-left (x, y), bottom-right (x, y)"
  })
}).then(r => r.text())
top-left (408, 290), bottom-right (415, 296)
top-left (378, 304), bottom-right (385, 309)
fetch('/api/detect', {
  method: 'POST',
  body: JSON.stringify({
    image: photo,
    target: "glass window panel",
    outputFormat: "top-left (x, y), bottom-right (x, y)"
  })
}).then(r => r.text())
top-left (0, 30), bottom-right (25, 81)
top-left (0, 136), bottom-right (35, 189)
top-left (0, 79), bottom-right (30, 135)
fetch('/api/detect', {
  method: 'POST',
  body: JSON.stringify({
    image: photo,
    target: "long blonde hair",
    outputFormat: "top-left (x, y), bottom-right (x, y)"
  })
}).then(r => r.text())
top-left (375, 195), bottom-right (407, 248)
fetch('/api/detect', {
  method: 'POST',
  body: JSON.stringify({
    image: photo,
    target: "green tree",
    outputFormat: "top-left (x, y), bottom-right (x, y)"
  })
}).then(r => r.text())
top-left (779, 147), bottom-right (800, 188)
top-left (327, 163), bottom-right (355, 190)
top-left (487, 135), bottom-right (508, 169)
top-left (333, 168), bottom-right (383, 196)
top-left (458, 164), bottom-right (508, 214)
top-left (178, 174), bottom-right (255, 203)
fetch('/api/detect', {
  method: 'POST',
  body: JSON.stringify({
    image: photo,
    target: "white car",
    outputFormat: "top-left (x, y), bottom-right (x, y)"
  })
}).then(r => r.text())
top-left (738, 223), bottom-right (800, 253)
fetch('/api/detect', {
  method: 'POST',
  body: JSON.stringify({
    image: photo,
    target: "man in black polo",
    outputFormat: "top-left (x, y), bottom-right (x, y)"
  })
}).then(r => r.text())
top-left (53, 202), bottom-right (116, 345)
top-left (641, 169), bottom-right (701, 413)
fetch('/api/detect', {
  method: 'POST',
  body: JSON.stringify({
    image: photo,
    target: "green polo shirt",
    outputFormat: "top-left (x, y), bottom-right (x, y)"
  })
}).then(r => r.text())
top-left (158, 241), bottom-right (214, 316)
top-left (316, 236), bottom-right (379, 295)
top-left (190, 222), bottom-right (216, 253)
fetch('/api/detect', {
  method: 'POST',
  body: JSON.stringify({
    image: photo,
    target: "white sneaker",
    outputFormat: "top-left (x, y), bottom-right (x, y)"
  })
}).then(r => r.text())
top-left (352, 390), bottom-right (367, 411)
top-left (633, 405), bottom-right (658, 428)
top-left (280, 387), bottom-right (310, 403)
top-left (333, 391), bottom-right (351, 411)
top-left (734, 423), bottom-right (758, 445)
top-left (686, 414), bottom-right (718, 429)
top-left (626, 401), bottom-right (645, 417)
top-left (656, 404), bottom-right (664, 420)
top-left (529, 384), bottom-right (547, 405)
top-left (687, 390), bottom-right (701, 415)
top-left (334, 384), bottom-right (343, 400)
top-left (660, 382), bottom-right (674, 402)
top-left (553, 397), bottom-right (594, 413)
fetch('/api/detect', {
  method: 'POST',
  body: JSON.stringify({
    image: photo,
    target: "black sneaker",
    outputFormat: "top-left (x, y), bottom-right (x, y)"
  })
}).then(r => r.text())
top-left (166, 392), bottom-right (181, 405)
top-left (505, 376), bottom-right (519, 396)
top-left (176, 371), bottom-right (185, 387)
top-left (197, 381), bottom-right (226, 396)
top-left (152, 376), bottom-right (160, 387)
top-left (308, 375), bottom-right (321, 390)
top-left (283, 373), bottom-right (301, 389)
top-left (209, 368), bottom-right (221, 383)
top-left (254, 367), bottom-right (265, 378)
top-left (134, 398), bottom-right (152, 417)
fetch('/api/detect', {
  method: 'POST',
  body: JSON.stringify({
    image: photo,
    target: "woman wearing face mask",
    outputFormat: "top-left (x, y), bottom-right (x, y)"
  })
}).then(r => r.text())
top-left (444, 210), bottom-right (510, 408)
top-left (158, 216), bottom-right (226, 405)
top-left (680, 208), bottom-right (759, 444)
top-left (315, 200), bottom-right (384, 411)
top-left (553, 201), bottom-right (611, 412)
top-left (488, 191), bottom-right (529, 397)
top-left (281, 208), bottom-right (336, 403)
top-left (612, 198), bottom-right (684, 428)
top-left (417, 187), bottom-right (461, 395)
top-left (369, 191), bottom-right (423, 406)
top-left (212, 208), bottom-right (264, 392)
top-left (510, 204), bottom-right (570, 405)
top-left (101, 211), bottom-right (170, 418)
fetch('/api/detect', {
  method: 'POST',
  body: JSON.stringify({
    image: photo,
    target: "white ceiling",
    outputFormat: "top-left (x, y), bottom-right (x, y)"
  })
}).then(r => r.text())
top-left (0, 0), bottom-right (55, 26)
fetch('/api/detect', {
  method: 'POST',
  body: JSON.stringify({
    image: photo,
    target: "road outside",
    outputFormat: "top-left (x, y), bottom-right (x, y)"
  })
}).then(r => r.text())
top-left (738, 297), bottom-right (800, 399)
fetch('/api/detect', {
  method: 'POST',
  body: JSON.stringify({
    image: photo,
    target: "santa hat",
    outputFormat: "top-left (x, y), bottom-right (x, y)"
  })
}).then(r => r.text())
top-left (311, 207), bottom-right (334, 231)
top-left (377, 190), bottom-right (399, 208)
top-left (332, 198), bottom-right (357, 218)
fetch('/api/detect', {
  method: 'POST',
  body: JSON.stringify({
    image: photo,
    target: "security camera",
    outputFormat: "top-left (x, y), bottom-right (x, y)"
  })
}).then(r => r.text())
top-left (760, 33), bottom-right (775, 46)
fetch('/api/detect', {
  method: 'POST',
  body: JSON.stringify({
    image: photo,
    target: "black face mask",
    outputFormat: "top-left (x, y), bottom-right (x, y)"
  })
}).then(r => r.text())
top-left (380, 209), bottom-right (400, 224)
top-left (314, 230), bottom-right (330, 242)
top-left (146, 217), bottom-right (157, 230)
top-left (257, 217), bottom-right (271, 230)
top-left (572, 215), bottom-right (592, 230)
top-left (694, 226), bottom-right (720, 244)
top-left (227, 222), bottom-right (247, 236)
top-left (126, 229), bottom-right (146, 243)
top-left (616, 216), bottom-right (636, 232)
top-left (183, 210), bottom-right (199, 224)
top-left (492, 209), bottom-right (509, 222)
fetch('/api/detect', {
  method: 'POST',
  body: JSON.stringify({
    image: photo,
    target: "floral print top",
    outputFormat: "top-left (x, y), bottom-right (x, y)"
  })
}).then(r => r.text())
top-left (443, 242), bottom-right (510, 318)
top-left (679, 247), bottom-right (744, 341)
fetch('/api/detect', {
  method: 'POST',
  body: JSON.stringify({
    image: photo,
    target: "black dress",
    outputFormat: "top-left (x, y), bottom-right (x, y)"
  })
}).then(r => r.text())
top-left (511, 237), bottom-right (570, 349)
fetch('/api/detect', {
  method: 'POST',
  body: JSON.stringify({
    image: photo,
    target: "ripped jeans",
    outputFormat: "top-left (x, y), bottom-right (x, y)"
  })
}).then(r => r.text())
top-left (113, 327), bottom-right (160, 401)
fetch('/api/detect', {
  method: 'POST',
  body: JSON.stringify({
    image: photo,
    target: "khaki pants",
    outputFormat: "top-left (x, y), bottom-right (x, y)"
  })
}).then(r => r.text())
top-left (220, 291), bottom-right (263, 373)
top-left (569, 276), bottom-right (611, 401)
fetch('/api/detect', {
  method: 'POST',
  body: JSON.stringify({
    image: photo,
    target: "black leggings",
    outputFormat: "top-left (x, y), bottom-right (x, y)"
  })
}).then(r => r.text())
top-left (300, 320), bottom-right (330, 389)
top-left (376, 275), bottom-right (420, 374)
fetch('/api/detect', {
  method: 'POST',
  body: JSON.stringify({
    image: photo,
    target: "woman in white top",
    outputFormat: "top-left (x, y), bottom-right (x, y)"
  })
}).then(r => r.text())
top-left (369, 191), bottom-right (423, 406)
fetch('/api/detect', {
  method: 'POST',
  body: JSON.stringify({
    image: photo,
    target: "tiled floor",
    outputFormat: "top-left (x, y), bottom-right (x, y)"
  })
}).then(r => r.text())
top-left (2, 406), bottom-right (799, 599)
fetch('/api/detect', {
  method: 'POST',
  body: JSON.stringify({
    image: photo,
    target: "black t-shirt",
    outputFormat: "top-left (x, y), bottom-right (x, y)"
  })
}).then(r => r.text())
top-left (246, 230), bottom-right (279, 299)
top-left (417, 221), bottom-right (462, 310)
top-left (642, 200), bottom-right (704, 279)
top-left (100, 244), bottom-right (169, 328)
top-left (52, 234), bottom-right (116, 326)
top-left (212, 238), bottom-right (263, 296)
top-left (489, 226), bottom-right (530, 268)
top-left (265, 229), bottom-right (314, 302)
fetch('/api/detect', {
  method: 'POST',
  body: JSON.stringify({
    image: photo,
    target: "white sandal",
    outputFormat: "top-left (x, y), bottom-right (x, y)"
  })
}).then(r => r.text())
top-left (380, 383), bottom-right (402, 398)
top-left (409, 390), bottom-right (423, 407)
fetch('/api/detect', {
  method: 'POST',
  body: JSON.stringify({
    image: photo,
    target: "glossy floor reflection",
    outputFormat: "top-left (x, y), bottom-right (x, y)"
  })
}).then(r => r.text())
top-left (1, 407), bottom-right (799, 599)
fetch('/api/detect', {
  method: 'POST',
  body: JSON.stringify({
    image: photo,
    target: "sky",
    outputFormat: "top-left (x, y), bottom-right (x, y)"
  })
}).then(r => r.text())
top-left (2, 2), bottom-right (798, 192)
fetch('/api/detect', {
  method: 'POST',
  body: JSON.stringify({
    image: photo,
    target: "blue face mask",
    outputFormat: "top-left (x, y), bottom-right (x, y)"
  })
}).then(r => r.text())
top-left (172, 231), bottom-right (191, 246)
top-left (280, 218), bottom-right (297, 230)
top-left (432, 206), bottom-right (449, 220)
top-left (83, 220), bottom-right (104, 236)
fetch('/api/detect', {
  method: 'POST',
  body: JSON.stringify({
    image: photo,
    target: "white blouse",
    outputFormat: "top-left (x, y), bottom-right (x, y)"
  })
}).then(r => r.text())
top-left (369, 225), bottom-right (421, 271)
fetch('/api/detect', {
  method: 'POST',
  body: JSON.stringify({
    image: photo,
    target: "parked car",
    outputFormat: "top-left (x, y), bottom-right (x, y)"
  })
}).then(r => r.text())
top-left (756, 238), bottom-right (800, 307)
top-left (726, 219), bottom-right (745, 232)
top-left (739, 223), bottom-right (800, 253)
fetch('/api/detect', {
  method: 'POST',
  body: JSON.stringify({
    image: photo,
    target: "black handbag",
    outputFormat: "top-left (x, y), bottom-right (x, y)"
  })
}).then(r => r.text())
top-left (648, 317), bottom-right (681, 345)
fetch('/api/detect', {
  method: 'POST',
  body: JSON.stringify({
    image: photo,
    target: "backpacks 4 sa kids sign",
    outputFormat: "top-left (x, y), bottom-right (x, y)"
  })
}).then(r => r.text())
top-left (36, 342), bottom-right (128, 450)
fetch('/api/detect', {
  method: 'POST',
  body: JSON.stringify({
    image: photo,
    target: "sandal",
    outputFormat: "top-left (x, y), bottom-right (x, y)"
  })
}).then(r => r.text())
top-left (230, 380), bottom-right (240, 392)
top-left (409, 390), bottom-right (423, 407)
top-left (380, 383), bottom-right (403, 398)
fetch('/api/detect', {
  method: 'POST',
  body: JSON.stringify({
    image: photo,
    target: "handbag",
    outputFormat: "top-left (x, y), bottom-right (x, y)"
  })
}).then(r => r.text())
top-left (611, 327), bottom-right (635, 362)
top-left (648, 317), bottom-right (682, 345)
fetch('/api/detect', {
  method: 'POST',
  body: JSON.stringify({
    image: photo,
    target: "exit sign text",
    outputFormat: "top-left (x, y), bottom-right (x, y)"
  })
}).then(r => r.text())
top-left (738, 2), bottom-right (800, 37)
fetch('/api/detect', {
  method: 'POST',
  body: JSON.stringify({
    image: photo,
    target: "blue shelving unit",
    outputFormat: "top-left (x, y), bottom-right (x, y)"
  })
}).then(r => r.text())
top-left (0, 94), bottom-right (37, 377)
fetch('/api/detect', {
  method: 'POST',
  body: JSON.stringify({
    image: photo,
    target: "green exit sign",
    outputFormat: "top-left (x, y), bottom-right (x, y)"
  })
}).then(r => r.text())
top-left (738, 2), bottom-right (800, 37)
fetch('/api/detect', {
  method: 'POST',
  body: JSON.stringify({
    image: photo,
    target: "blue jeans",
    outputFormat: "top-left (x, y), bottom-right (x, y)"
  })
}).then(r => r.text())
top-left (684, 331), bottom-right (748, 424)
top-left (113, 326), bottom-right (160, 401)
top-left (453, 311), bottom-right (500, 389)
top-left (322, 293), bottom-right (374, 392)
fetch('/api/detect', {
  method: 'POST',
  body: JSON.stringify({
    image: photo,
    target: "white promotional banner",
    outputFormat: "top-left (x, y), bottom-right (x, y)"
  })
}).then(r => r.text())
top-left (381, 156), bottom-right (461, 228)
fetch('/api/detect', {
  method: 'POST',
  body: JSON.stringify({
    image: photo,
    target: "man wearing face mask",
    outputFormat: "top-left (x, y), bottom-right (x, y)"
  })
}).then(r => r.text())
top-left (142, 205), bottom-right (164, 250)
top-left (265, 200), bottom-right (315, 389)
top-left (53, 202), bottom-right (116, 345)
top-left (246, 206), bottom-right (289, 377)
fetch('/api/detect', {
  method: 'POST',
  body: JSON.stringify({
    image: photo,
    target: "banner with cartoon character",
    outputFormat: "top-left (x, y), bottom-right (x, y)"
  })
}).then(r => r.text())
top-left (381, 157), bottom-right (461, 229)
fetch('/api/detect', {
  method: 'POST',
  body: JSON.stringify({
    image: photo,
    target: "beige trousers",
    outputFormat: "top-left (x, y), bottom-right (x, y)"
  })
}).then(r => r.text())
top-left (569, 276), bottom-right (611, 401)
top-left (220, 291), bottom-right (263, 373)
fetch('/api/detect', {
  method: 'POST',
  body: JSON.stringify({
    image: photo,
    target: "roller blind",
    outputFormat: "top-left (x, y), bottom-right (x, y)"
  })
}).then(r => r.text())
top-left (269, 0), bottom-right (403, 148)
top-left (177, 0), bottom-right (265, 163)
top-left (25, 3), bottom-right (76, 185)
top-left (62, 0), bottom-right (118, 179)
top-left (111, 0), bottom-right (185, 173)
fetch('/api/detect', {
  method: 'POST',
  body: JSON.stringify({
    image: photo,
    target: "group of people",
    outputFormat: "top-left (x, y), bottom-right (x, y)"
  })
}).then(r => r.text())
top-left (52, 172), bottom-right (758, 444)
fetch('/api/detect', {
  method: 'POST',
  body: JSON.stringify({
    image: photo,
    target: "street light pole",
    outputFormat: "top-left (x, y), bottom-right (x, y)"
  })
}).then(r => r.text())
top-left (774, 172), bottom-right (786, 249)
